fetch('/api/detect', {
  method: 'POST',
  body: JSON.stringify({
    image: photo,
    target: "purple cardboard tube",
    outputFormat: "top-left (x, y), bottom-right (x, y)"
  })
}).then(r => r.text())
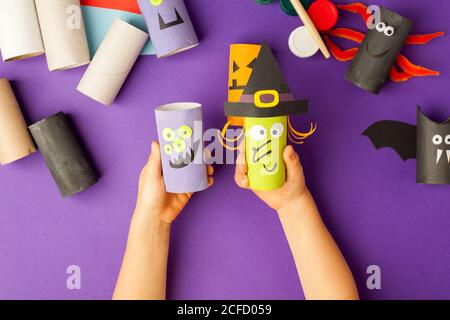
top-left (155, 102), bottom-right (208, 193)
top-left (137, 0), bottom-right (199, 58)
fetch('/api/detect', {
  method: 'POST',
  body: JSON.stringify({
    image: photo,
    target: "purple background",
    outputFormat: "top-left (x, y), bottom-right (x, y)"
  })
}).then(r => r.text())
top-left (0, 0), bottom-right (449, 300)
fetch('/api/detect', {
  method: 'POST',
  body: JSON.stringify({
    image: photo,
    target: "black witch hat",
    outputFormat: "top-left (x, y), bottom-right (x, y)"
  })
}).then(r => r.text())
top-left (224, 42), bottom-right (309, 118)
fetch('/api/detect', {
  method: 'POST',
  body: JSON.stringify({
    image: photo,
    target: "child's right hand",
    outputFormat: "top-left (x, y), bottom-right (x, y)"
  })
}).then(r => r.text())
top-left (135, 141), bottom-right (214, 225)
top-left (234, 143), bottom-right (309, 213)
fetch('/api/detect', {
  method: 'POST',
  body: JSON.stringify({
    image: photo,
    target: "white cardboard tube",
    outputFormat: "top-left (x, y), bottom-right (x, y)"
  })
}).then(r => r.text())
top-left (35, 0), bottom-right (90, 71)
top-left (0, 79), bottom-right (36, 165)
top-left (0, 0), bottom-right (44, 61)
top-left (77, 19), bottom-right (148, 106)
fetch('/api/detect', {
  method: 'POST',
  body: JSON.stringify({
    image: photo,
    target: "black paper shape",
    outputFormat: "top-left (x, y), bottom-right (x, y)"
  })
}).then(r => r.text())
top-left (225, 100), bottom-right (309, 117)
top-left (416, 108), bottom-right (450, 184)
top-left (363, 106), bottom-right (450, 184)
top-left (362, 120), bottom-right (416, 161)
top-left (224, 42), bottom-right (309, 118)
top-left (29, 112), bottom-right (99, 197)
top-left (345, 7), bottom-right (413, 94)
top-left (158, 9), bottom-right (184, 30)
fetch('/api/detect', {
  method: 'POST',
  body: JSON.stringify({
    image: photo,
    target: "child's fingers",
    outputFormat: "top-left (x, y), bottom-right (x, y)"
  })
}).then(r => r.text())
top-left (208, 176), bottom-right (214, 187)
top-left (236, 137), bottom-right (246, 165)
top-left (237, 162), bottom-right (247, 175)
top-left (283, 145), bottom-right (302, 181)
top-left (147, 141), bottom-right (163, 177)
top-left (234, 170), bottom-right (249, 189)
top-left (207, 165), bottom-right (214, 176)
top-left (236, 139), bottom-right (247, 174)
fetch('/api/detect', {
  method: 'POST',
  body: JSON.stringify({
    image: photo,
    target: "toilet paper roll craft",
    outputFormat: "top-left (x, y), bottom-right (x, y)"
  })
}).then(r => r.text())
top-left (80, 0), bottom-right (155, 57)
top-left (137, 0), bottom-right (199, 58)
top-left (289, 0), bottom-right (330, 59)
top-left (217, 44), bottom-right (261, 152)
top-left (322, 2), bottom-right (444, 94)
top-left (0, 79), bottom-right (37, 165)
top-left (35, 0), bottom-right (91, 71)
top-left (226, 44), bottom-right (262, 128)
top-left (29, 112), bottom-right (98, 197)
top-left (224, 43), bottom-right (316, 191)
top-left (77, 18), bottom-right (148, 106)
top-left (363, 106), bottom-right (450, 185)
top-left (0, 0), bottom-right (44, 61)
top-left (155, 102), bottom-right (208, 193)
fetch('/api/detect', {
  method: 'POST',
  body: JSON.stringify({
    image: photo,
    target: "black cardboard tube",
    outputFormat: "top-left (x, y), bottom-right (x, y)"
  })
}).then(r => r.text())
top-left (29, 112), bottom-right (98, 197)
top-left (345, 7), bottom-right (413, 94)
top-left (416, 107), bottom-right (450, 184)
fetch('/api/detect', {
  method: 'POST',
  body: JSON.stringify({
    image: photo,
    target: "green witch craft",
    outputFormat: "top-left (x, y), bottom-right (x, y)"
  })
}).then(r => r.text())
top-left (221, 42), bottom-right (317, 191)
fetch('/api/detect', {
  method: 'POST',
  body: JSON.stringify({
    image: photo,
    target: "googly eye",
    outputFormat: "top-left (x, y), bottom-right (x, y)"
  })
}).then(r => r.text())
top-left (250, 125), bottom-right (267, 141)
top-left (178, 125), bottom-right (192, 140)
top-left (376, 22), bottom-right (386, 32)
top-left (163, 144), bottom-right (173, 155)
top-left (173, 138), bottom-right (187, 153)
top-left (162, 128), bottom-right (175, 142)
top-left (445, 135), bottom-right (450, 145)
top-left (432, 135), bottom-right (443, 145)
top-left (384, 26), bottom-right (395, 36)
top-left (270, 122), bottom-right (284, 138)
top-left (150, 0), bottom-right (163, 6)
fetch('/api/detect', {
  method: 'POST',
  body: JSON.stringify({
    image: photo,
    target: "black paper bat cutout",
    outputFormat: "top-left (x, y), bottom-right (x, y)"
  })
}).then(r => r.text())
top-left (362, 120), bottom-right (416, 161)
top-left (363, 106), bottom-right (450, 184)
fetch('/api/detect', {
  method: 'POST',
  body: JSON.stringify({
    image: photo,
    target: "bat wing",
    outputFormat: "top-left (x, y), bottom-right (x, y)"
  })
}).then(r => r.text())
top-left (362, 120), bottom-right (417, 161)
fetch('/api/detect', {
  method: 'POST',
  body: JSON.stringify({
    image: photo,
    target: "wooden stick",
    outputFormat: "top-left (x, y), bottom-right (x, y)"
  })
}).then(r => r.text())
top-left (289, 0), bottom-right (330, 59)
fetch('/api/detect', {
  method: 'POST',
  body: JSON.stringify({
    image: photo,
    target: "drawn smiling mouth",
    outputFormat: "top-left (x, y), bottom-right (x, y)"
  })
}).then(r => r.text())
top-left (169, 140), bottom-right (200, 169)
top-left (252, 140), bottom-right (278, 173)
top-left (263, 163), bottom-right (277, 172)
top-left (366, 42), bottom-right (391, 58)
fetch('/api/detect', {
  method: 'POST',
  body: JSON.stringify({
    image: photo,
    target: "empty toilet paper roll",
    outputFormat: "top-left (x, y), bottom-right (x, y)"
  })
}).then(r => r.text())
top-left (29, 112), bottom-right (98, 197)
top-left (0, 0), bottom-right (44, 61)
top-left (137, 0), bottom-right (199, 58)
top-left (35, 0), bottom-right (90, 71)
top-left (0, 79), bottom-right (36, 165)
top-left (77, 19), bottom-right (148, 106)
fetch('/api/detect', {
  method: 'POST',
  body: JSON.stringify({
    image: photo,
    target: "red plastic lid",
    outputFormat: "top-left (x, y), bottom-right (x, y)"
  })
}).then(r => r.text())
top-left (307, 0), bottom-right (339, 31)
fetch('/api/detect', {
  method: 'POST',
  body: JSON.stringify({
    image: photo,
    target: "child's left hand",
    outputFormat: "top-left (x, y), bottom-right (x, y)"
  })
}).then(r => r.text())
top-left (135, 141), bottom-right (214, 225)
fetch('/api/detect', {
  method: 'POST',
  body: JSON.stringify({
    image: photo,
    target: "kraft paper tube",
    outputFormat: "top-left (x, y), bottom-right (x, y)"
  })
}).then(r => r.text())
top-left (77, 19), bottom-right (148, 105)
top-left (29, 112), bottom-right (98, 197)
top-left (0, 79), bottom-right (36, 165)
top-left (137, 0), bottom-right (199, 58)
top-left (0, 0), bottom-right (44, 61)
top-left (34, 0), bottom-right (90, 71)
top-left (245, 116), bottom-right (287, 191)
top-left (155, 103), bottom-right (208, 193)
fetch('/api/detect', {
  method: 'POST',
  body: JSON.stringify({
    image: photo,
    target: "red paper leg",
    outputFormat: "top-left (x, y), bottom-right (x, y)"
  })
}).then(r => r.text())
top-left (326, 27), bottom-right (365, 43)
top-left (324, 35), bottom-right (358, 62)
top-left (405, 32), bottom-right (445, 45)
top-left (396, 54), bottom-right (440, 77)
top-left (390, 67), bottom-right (413, 82)
top-left (337, 2), bottom-right (370, 23)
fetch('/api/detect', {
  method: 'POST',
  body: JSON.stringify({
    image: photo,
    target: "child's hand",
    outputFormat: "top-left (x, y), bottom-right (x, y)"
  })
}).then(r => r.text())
top-left (234, 143), bottom-right (308, 212)
top-left (135, 141), bottom-right (214, 225)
